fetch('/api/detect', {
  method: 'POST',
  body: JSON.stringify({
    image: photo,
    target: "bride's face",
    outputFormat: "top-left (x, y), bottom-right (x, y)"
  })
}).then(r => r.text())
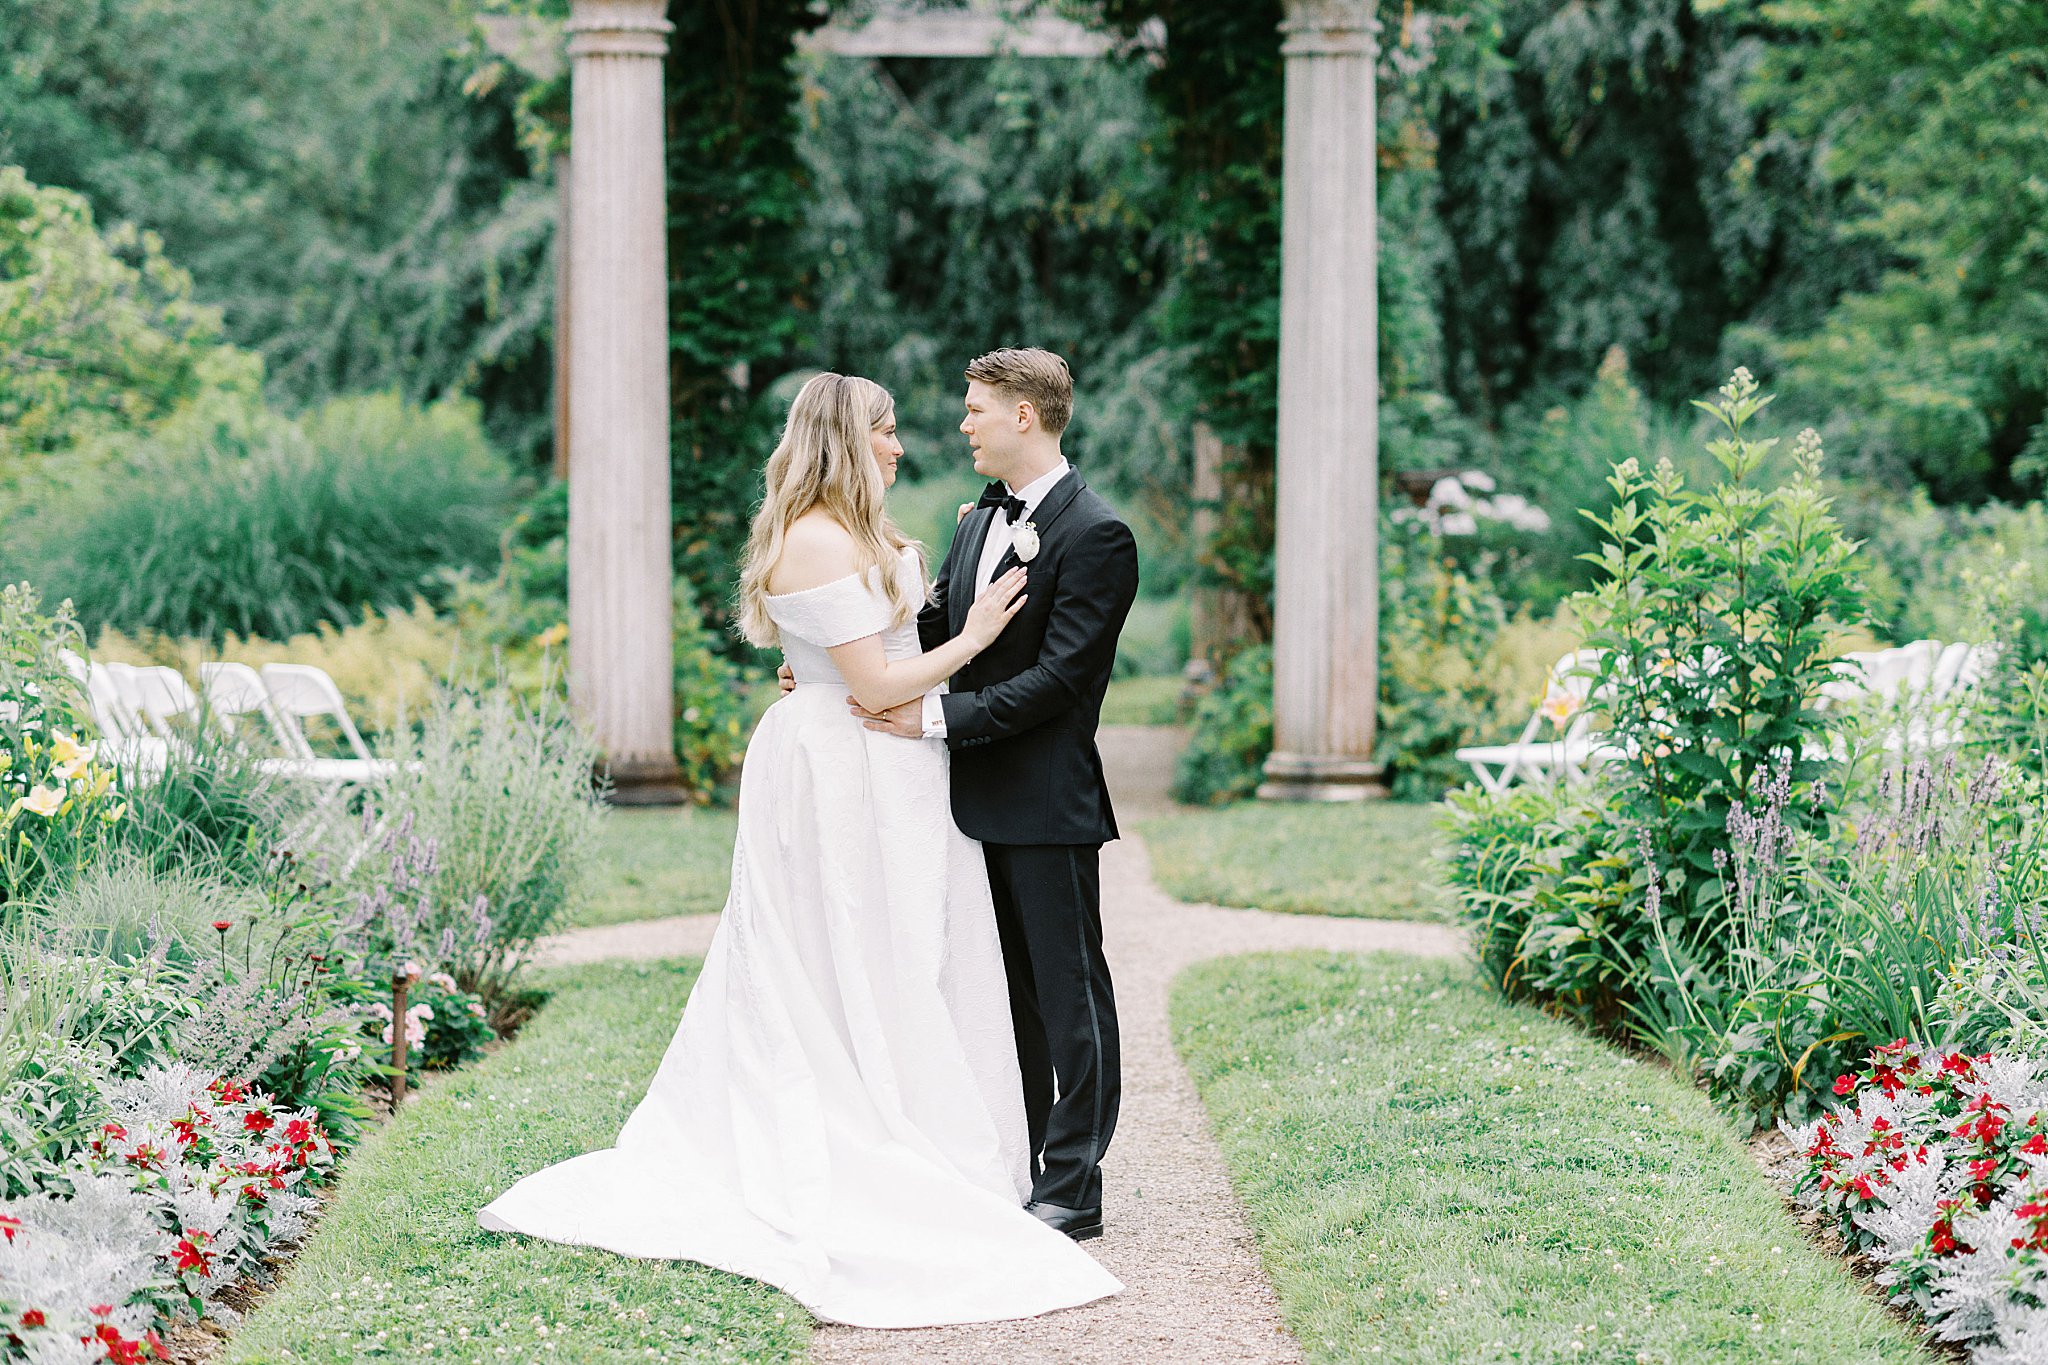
top-left (869, 415), bottom-right (903, 488)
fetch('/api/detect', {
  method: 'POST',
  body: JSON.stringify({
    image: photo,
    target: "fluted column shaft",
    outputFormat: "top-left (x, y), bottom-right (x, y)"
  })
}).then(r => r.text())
top-left (1259, 0), bottom-right (1387, 801)
top-left (566, 0), bottom-right (684, 801)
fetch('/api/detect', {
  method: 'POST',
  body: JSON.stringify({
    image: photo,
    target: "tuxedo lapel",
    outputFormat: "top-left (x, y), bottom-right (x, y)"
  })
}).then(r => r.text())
top-left (1028, 470), bottom-right (1086, 539)
top-left (952, 507), bottom-right (999, 637)
top-left (987, 471), bottom-right (1088, 580)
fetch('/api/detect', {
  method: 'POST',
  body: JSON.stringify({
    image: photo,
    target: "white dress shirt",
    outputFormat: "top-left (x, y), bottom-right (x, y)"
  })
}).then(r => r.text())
top-left (921, 459), bottom-right (1070, 738)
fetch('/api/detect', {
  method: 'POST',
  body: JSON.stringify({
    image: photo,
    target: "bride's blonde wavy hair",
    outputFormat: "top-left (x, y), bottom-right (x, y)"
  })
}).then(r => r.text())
top-left (737, 372), bottom-right (919, 648)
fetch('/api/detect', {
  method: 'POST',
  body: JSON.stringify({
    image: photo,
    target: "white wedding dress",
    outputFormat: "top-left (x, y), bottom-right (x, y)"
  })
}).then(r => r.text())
top-left (478, 545), bottom-right (1119, 1327)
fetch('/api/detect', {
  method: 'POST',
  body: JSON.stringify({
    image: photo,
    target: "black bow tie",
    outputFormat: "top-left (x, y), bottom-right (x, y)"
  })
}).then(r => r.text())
top-left (976, 484), bottom-right (1029, 523)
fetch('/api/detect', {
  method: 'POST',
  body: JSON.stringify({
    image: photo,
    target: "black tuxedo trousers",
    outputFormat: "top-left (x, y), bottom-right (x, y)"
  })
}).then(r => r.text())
top-left (918, 470), bottom-right (1140, 1210)
top-left (983, 842), bottom-right (1117, 1210)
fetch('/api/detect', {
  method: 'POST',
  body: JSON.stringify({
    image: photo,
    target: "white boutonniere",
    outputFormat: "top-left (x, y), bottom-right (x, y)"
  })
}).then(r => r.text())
top-left (1011, 521), bottom-right (1040, 563)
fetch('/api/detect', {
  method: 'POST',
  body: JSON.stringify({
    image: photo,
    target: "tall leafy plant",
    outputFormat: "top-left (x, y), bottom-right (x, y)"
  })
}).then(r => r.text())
top-left (1576, 369), bottom-right (1865, 923)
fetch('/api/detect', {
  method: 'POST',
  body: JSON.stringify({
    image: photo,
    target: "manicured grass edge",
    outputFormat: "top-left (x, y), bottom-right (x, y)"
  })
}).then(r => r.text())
top-left (220, 960), bottom-right (807, 1365)
top-left (1170, 951), bottom-right (1935, 1364)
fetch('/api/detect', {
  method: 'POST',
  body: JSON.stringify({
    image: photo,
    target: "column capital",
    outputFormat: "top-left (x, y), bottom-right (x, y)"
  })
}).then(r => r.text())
top-left (1280, 0), bottom-right (1376, 58)
top-left (567, 0), bottom-right (673, 60)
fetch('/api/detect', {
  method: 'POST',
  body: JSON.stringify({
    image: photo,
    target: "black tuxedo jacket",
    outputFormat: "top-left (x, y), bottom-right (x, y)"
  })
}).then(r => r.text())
top-left (918, 470), bottom-right (1140, 846)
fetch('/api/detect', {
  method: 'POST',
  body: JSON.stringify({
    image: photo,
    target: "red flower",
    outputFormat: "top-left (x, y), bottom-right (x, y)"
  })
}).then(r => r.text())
top-left (283, 1118), bottom-right (313, 1146)
top-left (207, 1078), bottom-right (246, 1105)
top-left (1832, 1074), bottom-right (1857, 1096)
top-left (173, 1230), bottom-right (214, 1277)
top-left (2023, 1134), bottom-right (2048, 1155)
top-left (19, 1310), bottom-right (43, 1328)
top-left (88, 1306), bottom-right (113, 1319)
top-left (90, 1322), bottom-right (152, 1364)
top-left (242, 1109), bottom-right (274, 1135)
top-left (211, 920), bottom-right (232, 933)
top-left (0, 1214), bottom-right (19, 1243)
top-left (1969, 1158), bottom-right (1998, 1181)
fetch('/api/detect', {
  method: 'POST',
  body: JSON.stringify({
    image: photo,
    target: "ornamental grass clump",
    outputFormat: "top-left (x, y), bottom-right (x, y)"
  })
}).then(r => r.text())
top-left (1785, 1043), bottom-right (2048, 1363)
top-left (1621, 751), bottom-right (2048, 1129)
top-left (334, 675), bottom-right (601, 1011)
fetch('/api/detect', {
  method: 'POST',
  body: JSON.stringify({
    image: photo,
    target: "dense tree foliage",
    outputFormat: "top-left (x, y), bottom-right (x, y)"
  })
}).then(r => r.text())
top-left (796, 50), bottom-right (1177, 493)
top-left (0, 0), bottom-right (555, 462)
top-left (1742, 0), bottom-right (2048, 502)
top-left (0, 168), bottom-right (254, 476)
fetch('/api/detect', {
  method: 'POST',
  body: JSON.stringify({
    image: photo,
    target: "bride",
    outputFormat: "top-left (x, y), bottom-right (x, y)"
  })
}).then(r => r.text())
top-left (478, 373), bottom-right (1121, 1327)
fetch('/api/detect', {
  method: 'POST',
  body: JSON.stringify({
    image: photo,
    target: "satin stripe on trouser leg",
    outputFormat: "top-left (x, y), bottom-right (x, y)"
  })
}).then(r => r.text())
top-left (982, 841), bottom-right (1120, 1210)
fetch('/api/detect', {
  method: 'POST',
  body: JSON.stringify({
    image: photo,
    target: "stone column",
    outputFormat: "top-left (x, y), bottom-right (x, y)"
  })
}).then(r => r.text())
top-left (551, 150), bottom-right (572, 482)
top-left (565, 0), bottom-right (685, 804)
top-left (1258, 0), bottom-right (1387, 801)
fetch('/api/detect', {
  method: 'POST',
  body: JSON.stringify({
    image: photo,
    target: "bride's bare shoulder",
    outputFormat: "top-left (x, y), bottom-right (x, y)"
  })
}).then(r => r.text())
top-left (769, 512), bottom-right (861, 596)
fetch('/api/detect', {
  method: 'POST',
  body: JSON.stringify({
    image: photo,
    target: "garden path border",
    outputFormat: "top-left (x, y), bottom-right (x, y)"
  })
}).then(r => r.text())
top-left (532, 726), bottom-right (1465, 1364)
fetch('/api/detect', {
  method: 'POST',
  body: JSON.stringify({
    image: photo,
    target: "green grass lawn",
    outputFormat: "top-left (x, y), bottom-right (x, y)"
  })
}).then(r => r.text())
top-left (223, 961), bottom-right (807, 1365)
top-left (1140, 800), bottom-right (1445, 919)
top-left (1100, 673), bottom-right (1186, 726)
top-left (572, 806), bottom-right (738, 928)
top-left (1173, 952), bottom-right (1933, 1365)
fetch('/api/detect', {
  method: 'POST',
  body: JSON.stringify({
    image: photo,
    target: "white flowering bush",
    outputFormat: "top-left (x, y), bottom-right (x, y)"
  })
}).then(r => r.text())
top-left (1783, 1041), bottom-right (2048, 1363)
top-left (0, 1064), bottom-right (336, 1362)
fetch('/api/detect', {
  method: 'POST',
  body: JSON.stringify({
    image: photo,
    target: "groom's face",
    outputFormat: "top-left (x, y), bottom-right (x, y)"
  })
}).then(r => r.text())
top-left (961, 380), bottom-right (1021, 481)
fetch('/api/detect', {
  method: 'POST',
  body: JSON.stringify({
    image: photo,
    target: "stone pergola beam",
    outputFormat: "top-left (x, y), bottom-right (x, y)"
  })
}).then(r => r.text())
top-left (1259, 0), bottom-right (1386, 801)
top-left (564, 0), bottom-right (685, 804)
top-left (799, 7), bottom-right (1163, 60)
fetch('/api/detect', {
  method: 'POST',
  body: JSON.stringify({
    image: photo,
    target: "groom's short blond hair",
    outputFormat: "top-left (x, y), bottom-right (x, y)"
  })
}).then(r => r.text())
top-left (965, 348), bottom-right (1072, 437)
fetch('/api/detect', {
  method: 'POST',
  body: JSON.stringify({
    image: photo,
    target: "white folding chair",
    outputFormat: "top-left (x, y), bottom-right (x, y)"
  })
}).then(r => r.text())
top-left (257, 663), bottom-right (398, 784)
top-left (65, 661), bottom-right (168, 782)
top-left (1455, 649), bottom-right (1608, 792)
top-left (200, 662), bottom-right (295, 748)
top-left (119, 666), bottom-right (205, 739)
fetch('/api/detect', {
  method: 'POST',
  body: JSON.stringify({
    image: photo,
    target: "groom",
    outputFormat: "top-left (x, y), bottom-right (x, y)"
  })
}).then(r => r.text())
top-left (856, 347), bottom-right (1139, 1240)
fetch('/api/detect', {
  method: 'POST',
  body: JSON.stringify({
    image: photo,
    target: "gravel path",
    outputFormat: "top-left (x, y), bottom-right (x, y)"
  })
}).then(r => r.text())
top-left (532, 727), bottom-right (1465, 1363)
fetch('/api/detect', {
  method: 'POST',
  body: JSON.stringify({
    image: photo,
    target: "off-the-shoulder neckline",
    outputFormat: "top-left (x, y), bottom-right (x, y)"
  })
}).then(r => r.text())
top-left (765, 544), bottom-right (917, 601)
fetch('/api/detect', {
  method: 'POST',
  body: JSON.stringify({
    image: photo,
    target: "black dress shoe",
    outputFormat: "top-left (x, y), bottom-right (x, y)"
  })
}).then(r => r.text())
top-left (1026, 1200), bottom-right (1103, 1241)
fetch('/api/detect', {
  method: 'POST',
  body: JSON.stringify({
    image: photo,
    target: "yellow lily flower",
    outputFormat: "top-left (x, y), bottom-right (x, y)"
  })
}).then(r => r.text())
top-left (20, 785), bottom-right (62, 818)
top-left (50, 731), bottom-right (93, 767)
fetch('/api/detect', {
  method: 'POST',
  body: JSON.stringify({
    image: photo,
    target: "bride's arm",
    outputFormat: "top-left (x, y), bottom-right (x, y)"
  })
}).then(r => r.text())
top-left (828, 574), bottom-right (1019, 711)
top-left (774, 518), bottom-right (1027, 715)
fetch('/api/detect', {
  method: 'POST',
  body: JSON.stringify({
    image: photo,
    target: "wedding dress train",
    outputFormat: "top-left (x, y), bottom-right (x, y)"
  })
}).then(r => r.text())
top-left (478, 546), bottom-right (1119, 1327)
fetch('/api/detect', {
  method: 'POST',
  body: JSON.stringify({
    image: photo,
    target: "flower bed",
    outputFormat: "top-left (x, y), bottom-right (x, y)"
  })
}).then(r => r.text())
top-left (0, 581), bottom-right (603, 1361)
top-left (1440, 372), bottom-right (2048, 1359)
top-left (1786, 1043), bottom-right (2048, 1363)
top-left (1, 1068), bottom-right (337, 1362)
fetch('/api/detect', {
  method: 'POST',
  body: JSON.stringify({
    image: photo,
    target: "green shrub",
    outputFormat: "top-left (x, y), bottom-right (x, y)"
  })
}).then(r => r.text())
top-left (1376, 519), bottom-right (1516, 799)
top-left (0, 166), bottom-right (251, 475)
top-left (1172, 645), bottom-right (1272, 805)
top-left (672, 584), bottom-right (757, 803)
top-left (1439, 780), bottom-right (1645, 1025)
top-left (1577, 370), bottom-right (1867, 925)
top-left (8, 390), bottom-right (519, 643)
top-left (0, 584), bottom-right (129, 909)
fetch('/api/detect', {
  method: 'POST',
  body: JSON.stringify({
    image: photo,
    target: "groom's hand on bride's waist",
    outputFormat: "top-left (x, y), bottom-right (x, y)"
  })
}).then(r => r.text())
top-left (778, 663), bottom-right (796, 697)
top-left (849, 696), bottom-right (923, 738)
